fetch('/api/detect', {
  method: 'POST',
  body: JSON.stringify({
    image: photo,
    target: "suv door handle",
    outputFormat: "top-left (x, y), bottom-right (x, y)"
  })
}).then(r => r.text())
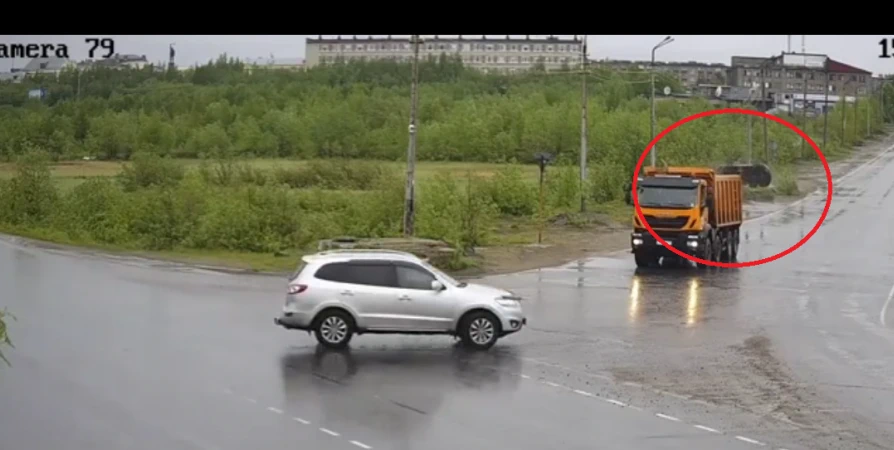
top-left (398, 295), bottom-right (411, 301)
top-left (341, 290), bottom-right (354, 296)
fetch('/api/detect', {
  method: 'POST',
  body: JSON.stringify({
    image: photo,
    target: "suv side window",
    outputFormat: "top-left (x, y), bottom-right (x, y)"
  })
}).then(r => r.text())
top-left (347, 262), bottom-right (397, 287)
top-left (314, 261), bottom-right (397, 288)
top-left (396, 263), bottom-right (437, 290)
top-left (314, 262), bottom-right (353, 283)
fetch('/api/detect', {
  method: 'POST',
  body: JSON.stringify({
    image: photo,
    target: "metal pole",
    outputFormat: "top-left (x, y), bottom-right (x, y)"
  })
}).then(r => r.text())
top-left (650, 46), bottom-right (656, 167)
top-left (748, 114), bottom-right (753, 164)
top-left (762, 68), bottom-right (768, 162)
top-left (800, 71), bottom-right (808, 158)
top-left (868, 85), bottom-right (872, 137)
top-left (854, 91), bottom-right (859, 143)
top-left (823, 68), bottom-right (829, 150)
top-left (841, 82), bottom-right (847, 146)
top-left (403, 35), bottom-right (420, 237)
top-left (580, 35), bottom-right (588, 212)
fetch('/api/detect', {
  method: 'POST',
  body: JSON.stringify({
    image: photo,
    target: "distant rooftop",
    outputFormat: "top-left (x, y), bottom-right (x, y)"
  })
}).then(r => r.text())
top-left (245, 57), bottom-right (305, 66)
top-left (307, 35), bottom-right (582, 45)
top-left (22, 57), bottom-right (70, 72)
top-left (594, 58), bottom-right (729, 68)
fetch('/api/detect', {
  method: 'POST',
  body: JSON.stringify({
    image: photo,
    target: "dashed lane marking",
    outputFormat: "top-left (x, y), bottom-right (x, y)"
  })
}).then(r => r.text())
top-left (267, 407), bottom-right (283, 414)
top-left (735, 436), bottom-right (766, 446)
top-left (694, 425), bottom-right (721, 434)
top-left (516, 374), bottom-right (791, 450)
top-left (655, 413), bottom-right (681, 422)
top-left (881, 282), bottom-right (894, 326)
top-left (350, 441), bottom-right (373, 449)
top-left (244, 397), bottom-right (257, 404)
top-left (293, 417), bottom-right (310, 425)
top-left (320, 428), bottom-right (340, 437)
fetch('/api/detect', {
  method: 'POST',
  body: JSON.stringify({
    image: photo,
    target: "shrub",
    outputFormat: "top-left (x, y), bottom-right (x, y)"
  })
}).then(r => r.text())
top-left (273, 159), bottom-right (388, 190)
top-left (587, 160), bottom-right (627, 203)
top-left (417, 171), bottom-right (498, 250)
top-left (127, 173), bottom-right (209, 250)
top-left (53, 177), bottom-right (130, 244)
top-left (484, 165), bottom-right (537, 216)
top-left (0, 148), bottom-right (58, 226)
top-left (772, 165), bottom-right (800, 196)
top-left (190, 184), bottom-right (302, 253)
top-left (546, 164), bottom-right (582, 213)
top-left (118, 151), bottom-right (185, 191)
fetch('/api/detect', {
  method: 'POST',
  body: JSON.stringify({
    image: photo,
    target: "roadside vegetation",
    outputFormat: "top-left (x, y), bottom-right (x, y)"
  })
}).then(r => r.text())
top-left (0, 55), bottom-right (891, 273)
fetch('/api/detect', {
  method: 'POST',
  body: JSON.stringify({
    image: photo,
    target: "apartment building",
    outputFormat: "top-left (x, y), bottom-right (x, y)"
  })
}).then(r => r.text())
top-left (305, 35), bottom-right (584, 73)
top-left (728, 52), bottom-right (873, 103)
top-left (591, 59), bottom-right (729, 92)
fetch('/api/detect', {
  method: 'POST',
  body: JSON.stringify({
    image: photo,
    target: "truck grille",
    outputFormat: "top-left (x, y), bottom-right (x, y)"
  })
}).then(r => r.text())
top-left (643, 215), bottom-right (689, 229)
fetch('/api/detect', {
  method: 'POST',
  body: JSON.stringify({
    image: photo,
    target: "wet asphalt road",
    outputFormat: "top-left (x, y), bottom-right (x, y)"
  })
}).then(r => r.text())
top-left (3, 149), bottom-right (894, 450)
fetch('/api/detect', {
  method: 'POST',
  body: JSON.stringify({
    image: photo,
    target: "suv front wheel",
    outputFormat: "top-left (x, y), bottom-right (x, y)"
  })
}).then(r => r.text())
top-left (313, 309), bottom-right (355, 349)
top-left (459, 311), bottom-right (500, 350)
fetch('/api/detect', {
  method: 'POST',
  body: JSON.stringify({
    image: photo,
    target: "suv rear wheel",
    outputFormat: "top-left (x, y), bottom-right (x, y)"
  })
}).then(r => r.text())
top-left (459, 311), bottom-right (500, 350)
top-left (313, 309), bottom-right (354, 349)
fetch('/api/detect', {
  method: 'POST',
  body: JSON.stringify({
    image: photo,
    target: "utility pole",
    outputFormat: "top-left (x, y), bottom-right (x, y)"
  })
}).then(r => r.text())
top-left (800, 70), bottom-right (808, 158)
top-left (579, 35), bottom-right (588, 213)
top-left (823, 67), bottom-right (829, 150)
top-left (841, 82), bottom-right (848, 146)
top-left (403, 35), bottom-right (421, 237)
top-left (650, 36), bottom-right (674, 168)
top-left (868, 84), bottom-right (872, 137)
top-left (761, 58), bottom-right (770, 162)
top-left (854, 93), bottom-right (859, 143)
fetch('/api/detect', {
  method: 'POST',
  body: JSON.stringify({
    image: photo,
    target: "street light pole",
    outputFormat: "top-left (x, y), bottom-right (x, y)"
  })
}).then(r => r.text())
top-left (403, 35), bottom-right (421, 237)
top-left (650, 36), bottom-right (673, 168)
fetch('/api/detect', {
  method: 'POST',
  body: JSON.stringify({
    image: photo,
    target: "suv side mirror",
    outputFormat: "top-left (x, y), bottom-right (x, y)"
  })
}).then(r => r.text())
top-left (431, 280), bottom-right (445, 291)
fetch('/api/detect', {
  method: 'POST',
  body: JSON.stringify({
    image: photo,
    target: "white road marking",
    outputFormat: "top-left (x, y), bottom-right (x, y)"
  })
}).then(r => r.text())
top-left (655, 413), bottom-right (681, 422)
top-left (735, 436), bottom-right (766, 446)
top-left (573, 389), bottom-right (593, 397)
top-left (293, 417), bottom-right (310, 425)
top-left (520, 374), bottom-right (531, 379)
top-left (881, 282), bottom-right (894, 326)
top-left (605, 399), bottom-right (627, 407)
top-left (623, 381), bottom-right (641, 387)
top-left (244, 397), bottom-right (257, 404)
top-left (350, 441), bottom-right (372, 449)
top-left (694, 425), bottom-right (721, 433)
top-left (543, 381), bottom-right (562, 388)
top-left (320, 428), bottom-right (340, 437)
top-left (267, 407), bottom-right (283, 414)
top-left (222, 388), bottom-right (233, 395)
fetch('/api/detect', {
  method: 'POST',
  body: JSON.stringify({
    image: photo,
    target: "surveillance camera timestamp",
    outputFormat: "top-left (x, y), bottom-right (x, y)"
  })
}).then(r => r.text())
top-left (0, 38), bottom-right (115, 59)
top-left (881, 38), bottom-right (893, 58)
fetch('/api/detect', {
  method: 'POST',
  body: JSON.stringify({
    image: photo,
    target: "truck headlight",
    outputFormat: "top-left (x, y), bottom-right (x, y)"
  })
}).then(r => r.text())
top-left (632, 238), bottom-right (643, 246)
top-left (687, 240), bottom-right (698, 248)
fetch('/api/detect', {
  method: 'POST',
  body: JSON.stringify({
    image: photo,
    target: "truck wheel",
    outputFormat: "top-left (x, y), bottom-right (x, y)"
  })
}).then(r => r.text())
top-left (713, 233), bottom-right (723, 262)
top-left (730, 230), bottom-right (739, 261)
top-left (698, 238), bottom-right (713, 269)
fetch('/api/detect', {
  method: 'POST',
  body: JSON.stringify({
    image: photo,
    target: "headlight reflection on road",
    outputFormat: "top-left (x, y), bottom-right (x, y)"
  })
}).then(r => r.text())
top-left (629, 276), bottom-right (641, 321)
top-left (686, 278), bottom-right (700, 326)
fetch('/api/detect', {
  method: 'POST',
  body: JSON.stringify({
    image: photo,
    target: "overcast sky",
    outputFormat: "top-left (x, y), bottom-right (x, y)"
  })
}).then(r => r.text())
top-left (1, 35), bottom-right (891, 76)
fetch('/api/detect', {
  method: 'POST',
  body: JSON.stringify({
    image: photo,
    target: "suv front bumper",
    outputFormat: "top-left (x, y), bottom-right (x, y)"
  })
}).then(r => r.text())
top-left (631, 231), bottom-right (703, 256)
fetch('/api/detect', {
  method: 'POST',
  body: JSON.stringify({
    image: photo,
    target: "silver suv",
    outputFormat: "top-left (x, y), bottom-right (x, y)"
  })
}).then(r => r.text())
top-left (273, 250), bottom-right (526, 350)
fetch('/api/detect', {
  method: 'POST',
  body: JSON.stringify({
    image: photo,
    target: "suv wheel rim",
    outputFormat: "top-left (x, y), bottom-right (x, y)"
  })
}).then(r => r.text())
top-left (469, 318), bottom-right (494, 344)
top-left (321, 316), bottom-right (347, 343)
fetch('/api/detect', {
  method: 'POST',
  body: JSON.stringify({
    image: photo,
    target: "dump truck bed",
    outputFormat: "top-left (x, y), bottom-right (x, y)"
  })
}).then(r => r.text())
top-left (713, 174), bottom-right (743, 228)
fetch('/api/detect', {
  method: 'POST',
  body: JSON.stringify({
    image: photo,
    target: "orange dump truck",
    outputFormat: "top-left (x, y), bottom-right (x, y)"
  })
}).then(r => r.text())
top-left (626, 166), bottom-right (743, 268)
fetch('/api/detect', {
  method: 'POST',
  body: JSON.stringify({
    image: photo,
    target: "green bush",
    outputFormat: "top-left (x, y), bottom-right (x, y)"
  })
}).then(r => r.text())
top-left (417, 171), bottom-right (498, 250)
top-left (53, 177), bottom-right (130, 244)
top-left (118, 151), bottom-right (185, 191)
top-left (273, 159), bottom-right (388, 190)
top-left (772, 165), bottom-right (800, 196)
top-left (484, 165), bottom-right (537, 216)
top-left (0, 148), bottom-right (58, 226)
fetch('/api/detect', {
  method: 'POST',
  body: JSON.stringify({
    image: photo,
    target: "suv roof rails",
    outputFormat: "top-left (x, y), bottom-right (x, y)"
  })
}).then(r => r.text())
top-left (314, 249), bottom-right (418, 257)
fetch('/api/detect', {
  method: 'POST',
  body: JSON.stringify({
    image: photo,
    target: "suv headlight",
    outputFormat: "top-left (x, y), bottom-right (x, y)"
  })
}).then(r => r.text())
top-left (496, 293), bottom-right (522, 307)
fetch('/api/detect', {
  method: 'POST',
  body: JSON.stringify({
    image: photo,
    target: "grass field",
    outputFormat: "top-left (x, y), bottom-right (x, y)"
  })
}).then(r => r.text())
top-left (0, 159), bottom-right (546, 192)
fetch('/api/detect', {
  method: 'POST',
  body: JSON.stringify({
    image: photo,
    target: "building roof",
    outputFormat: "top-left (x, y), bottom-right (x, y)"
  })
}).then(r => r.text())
top-left (22, 57), bottom-right (70, 72)
top-left (825, 58), bottom-right (871, 75)
top-left (597, 59), bottom-right (728, 69)
top-left (307, 35), bottom-right (581, 45)
top-left (731, 53), bottom-right (871, 74)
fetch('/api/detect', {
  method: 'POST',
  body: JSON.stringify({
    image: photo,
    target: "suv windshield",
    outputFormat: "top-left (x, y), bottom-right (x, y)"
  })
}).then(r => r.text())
top-left (420, 259), bottom-right (466, 287)
top-left (637, 185), bottom-right (698, 209)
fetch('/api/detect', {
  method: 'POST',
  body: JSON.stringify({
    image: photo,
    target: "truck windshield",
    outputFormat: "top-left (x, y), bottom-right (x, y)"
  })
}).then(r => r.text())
top-left (637, 186), bottom-right (698, 209)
